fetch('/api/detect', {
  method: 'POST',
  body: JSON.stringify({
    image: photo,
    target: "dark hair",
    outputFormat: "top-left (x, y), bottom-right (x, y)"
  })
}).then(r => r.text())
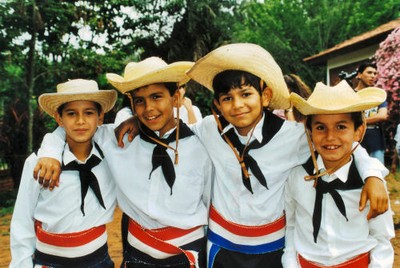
top-left (357, 63), bottom-right (377, 74)
top-left (284, 74), bottom-right (311, 122)
top-left (129, 82), bottom-right (178, 97)
top-left (57, 101), bottom-right (102, 116)
top-left (306, 112), bottom-right (364, 131)
top-left (212, 70), bottom-right (263, 101)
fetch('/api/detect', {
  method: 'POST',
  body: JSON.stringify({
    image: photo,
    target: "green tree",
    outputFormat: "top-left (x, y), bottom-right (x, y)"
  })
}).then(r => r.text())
top-left (232, 0), bottom-right (400, 86)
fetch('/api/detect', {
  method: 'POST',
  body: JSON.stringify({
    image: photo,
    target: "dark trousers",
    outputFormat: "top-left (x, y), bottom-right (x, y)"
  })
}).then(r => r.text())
top-left (211, 248), bottom-right (283, 268)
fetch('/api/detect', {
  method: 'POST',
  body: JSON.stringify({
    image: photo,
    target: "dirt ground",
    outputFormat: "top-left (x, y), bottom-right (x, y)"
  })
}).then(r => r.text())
top-left (1, 173), bottom-right (400, 268)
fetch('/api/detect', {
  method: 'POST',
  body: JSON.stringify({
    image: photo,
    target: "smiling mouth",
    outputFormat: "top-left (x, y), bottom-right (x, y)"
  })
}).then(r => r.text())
top-left (323, 145), bottom-right (340, 150)
top-left (145, 115), bottom-right (160, 121)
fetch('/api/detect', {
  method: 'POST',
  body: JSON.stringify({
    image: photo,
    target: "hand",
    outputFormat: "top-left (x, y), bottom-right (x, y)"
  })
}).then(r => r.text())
top-left (33, 157), bottom-right (61, 190)
top-left (359, 176), bottom-right (388, 220)
top-left (182, 97), bottom-right (193, 109)
top-left (114, 116), bottom-right (139, 148)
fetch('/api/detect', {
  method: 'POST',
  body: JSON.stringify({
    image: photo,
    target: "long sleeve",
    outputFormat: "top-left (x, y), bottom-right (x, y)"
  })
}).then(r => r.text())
top-left (282, 172), bottom-right (299, 268)
top-left (368, 205), bottom-right (395, 267)
top-left (353, 143), bottom-right (388, 181)
top-left (9, 154), bottom-right (41, 267)
top-left (37, 127), bottom-right (66, 161)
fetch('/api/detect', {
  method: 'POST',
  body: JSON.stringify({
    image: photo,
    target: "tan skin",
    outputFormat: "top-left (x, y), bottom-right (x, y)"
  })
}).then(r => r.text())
top-left (34, 88), bottom-right (388, 219)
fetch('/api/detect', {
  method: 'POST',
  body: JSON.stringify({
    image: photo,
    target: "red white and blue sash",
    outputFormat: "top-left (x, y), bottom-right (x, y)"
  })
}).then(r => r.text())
top-left (207, 206), bottom-right (286, 267)
top-left (127, 218), bottom-right (205, 268)
top-left (34, 221), bottom-right (107, 266)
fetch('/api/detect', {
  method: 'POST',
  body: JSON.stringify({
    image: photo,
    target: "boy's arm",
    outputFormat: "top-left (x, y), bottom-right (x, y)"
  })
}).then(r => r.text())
top-left (282, 175), bottom-right (298, 268)
top-left (353, 144), bottom-right (389, 219)
top-left (368, 205), bottom-right (395, 267)
top-left (114, 116), bottom-right (140, 148)
top-left (33, 127), bottom-right (66, 190)
top-left (10, 155), bottom-right (41, 267)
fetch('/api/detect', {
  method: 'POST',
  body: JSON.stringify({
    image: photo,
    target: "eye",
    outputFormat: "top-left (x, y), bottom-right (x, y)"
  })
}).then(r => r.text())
top-left (242, 92), bottom-right (252, 97)
top-left (133, 98), bottom-right (144, 105)
top-left (337, 124), bottom-right (347, 130)
top-left (152, 94), bottom-right (162, 100)
top-left (85, 110), bottom-right (96, 116)
top-left (65, 111), bottom-right (76, 116)
top-left (314, 124), bottom-right (325, 131)
top-left (220, 96), bottom-right (232, 102)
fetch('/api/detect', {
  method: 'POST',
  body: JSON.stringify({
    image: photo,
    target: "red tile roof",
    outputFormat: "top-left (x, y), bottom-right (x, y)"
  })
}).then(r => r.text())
top-left (304, 19), bottom-right (400, 64)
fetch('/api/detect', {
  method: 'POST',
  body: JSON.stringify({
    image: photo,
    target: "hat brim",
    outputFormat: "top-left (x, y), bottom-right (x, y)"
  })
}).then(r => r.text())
top-left (186, 43), bottom-right (290, 110)
top-left (39, 90), bottom-right (117, 117)
top-left (291, 87), bottom-right (386, 115)
top-left (107, 62), bottom-right (194, 94)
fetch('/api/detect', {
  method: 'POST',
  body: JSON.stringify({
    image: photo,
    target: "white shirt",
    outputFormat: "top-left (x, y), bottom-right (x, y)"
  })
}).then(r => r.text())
top-left (283, 156), bottom-right (394, 268)
top-left (39, 124), bottom-right (213, 230)
top-left (10, 143), bottom-right (116, 268)
top-left (191, 112), bottom-right (387, 226)
top-left (114, 106), bottom-right (202, 126)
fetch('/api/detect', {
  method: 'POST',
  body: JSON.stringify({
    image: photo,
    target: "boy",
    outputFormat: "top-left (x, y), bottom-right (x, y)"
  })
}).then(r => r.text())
top-left (116, 43), bottom-right (389, 267)
top-left (283, 80), bottom-right (394, 267)
top-left (10, 79), bottom-right (118, 267)
top-left (34, 57), bottom-right (213, 267)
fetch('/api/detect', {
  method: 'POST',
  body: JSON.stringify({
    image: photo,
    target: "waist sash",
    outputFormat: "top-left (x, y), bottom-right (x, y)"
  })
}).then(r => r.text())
top-left (208, 205), bottom-right (286, 254)
top-left (127, 218), bottom-right (205, 267)
top-left (297, 252), bottom-right (370, 268)
top-left (34, 221), bottom-right (107, 259)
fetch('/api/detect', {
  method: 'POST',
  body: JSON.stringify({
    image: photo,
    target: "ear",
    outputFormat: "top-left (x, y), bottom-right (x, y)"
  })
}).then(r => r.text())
top-left (261, 87), bottom-right (273, 107)
top-left (173, 90), bottom-right (180, 108)
top-left (213, 99), bottom-right (221, 112)
top-left (55, 113), bottom-right (63, 127)
top-left (98, 111), bottom-right (105, 126)
top-left (354, 123), bottom-right (366, 142)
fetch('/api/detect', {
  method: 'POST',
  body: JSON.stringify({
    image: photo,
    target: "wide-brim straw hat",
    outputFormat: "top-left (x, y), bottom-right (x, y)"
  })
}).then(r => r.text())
top-left (39, 79), bottom-right (117, 117)
top-left (106, 57), bottom-right (194, 94)
top-left (291, 80), bottom-right (386, 115)
top-left (186, 43), bottom-right (290, 110)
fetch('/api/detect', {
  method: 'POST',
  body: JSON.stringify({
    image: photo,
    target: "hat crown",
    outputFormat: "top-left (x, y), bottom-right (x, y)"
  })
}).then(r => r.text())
top-left (290, 80), bottom-right (386, 115)
top-left (124, 57), bottom-right (168, 81)
top-left (57, 79), bottom-right (99, 94)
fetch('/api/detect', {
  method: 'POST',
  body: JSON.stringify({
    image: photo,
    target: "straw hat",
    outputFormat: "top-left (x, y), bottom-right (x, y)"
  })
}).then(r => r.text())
top-left (186, 43), bottom-right (290, 110)
top-left (291, 80), bottom-right (386, 115)
top-left (106, 57), bottom-right (194, 94)
top-left (39, 79), bottom-right (117, 117)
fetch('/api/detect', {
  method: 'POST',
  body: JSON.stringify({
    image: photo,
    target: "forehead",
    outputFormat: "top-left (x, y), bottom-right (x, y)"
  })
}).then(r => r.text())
top-left (363, 66), bottom-right (377, 73)
top-left (62, 100), bottom-right (98, 110)
top-left (131, 83), bottom-right (169, 97)
top-left (311, 113), bottom-right (352, 123)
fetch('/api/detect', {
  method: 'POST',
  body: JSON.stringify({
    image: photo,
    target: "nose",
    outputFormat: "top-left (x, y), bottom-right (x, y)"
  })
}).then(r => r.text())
top-left (326, 128), bottom-right (335, 140)
top-left (76, 114), bottom-right (85, 124)
top-left (232, 97), bottom-right (244, 109)
top-left (144, 99), bottom-right (154, 112)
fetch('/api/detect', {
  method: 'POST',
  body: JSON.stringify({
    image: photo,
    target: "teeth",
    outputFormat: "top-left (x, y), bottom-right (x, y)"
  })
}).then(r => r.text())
top-left (146, 115), bottom-right (157, 120)
top-left (325, 145), bottom-right (338, 150)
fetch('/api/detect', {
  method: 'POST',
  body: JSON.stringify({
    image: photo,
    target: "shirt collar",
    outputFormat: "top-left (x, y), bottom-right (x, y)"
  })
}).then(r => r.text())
top-left (155, 125), bottom-right (177, 139)
top-left (220, 112), bottom-right (265, 144)
top-left (316, 155), bottom-right (353, 183)
top-left (62, 142), bottom-right (103, 165)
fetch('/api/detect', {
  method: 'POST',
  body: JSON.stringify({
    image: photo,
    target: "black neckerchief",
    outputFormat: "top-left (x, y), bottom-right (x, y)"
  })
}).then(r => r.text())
top-left (302, 154), bottom-right (364, 243)
top-left (218, 109), bottom-right (284, 193)
top-left (139, 120), bottom-right (194, 194)
top-left (62, 142), bottom-right (106, 216)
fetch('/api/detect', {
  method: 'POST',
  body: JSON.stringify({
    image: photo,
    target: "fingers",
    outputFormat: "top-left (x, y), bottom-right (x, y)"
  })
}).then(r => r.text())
top-left (33, 158), bottom-right (61, 190)
top-left (359, 189), bottom-right (367, 212)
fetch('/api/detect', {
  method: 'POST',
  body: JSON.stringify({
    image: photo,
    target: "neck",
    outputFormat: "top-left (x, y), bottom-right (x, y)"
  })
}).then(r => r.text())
top-left (354, 81), bottom-right (366, 91)
top-left (68, 140), bottom-right (92, 161)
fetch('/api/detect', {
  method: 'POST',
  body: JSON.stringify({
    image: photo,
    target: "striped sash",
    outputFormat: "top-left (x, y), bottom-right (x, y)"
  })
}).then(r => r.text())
top-left (297, 252), bottom-right (370, 268)
top-left (127, 218), bottom-right (205, 267)
top-left (35, 221), bottom-right (107, 258)
top-left (207, 206), bottom-right (285, 268)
